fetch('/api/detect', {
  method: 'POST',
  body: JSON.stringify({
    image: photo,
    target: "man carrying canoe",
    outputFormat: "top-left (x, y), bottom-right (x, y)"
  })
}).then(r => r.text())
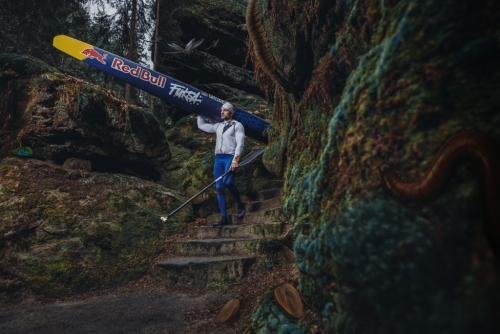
top-left (197, 102), bottom-right (246, 227)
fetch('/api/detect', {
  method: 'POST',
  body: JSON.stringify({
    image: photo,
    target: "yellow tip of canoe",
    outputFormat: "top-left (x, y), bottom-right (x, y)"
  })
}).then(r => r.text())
top-left (53, 35), bottom-right (93, 61)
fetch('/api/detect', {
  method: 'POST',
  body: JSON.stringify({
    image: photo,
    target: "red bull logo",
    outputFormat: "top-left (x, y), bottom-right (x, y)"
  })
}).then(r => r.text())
top-left (111, 58), bottom-right (166, 89)
top-left (81, 48), bottom-right (108, 64)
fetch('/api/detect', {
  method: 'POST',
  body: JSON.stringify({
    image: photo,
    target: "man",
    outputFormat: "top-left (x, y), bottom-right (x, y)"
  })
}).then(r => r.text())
top-left (197, 102), bottom-right (246, 227)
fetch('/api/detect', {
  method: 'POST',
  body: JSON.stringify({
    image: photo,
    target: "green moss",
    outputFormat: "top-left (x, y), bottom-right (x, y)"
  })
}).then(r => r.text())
top-left (252, 0), bottom-right (500, 332)
top-left (34, 75), bottom-right (53, 87)
top-left (0, 158), bottom-right (193, 297)
top-left (0, 54), bottom-right (57, 76)
top-left (24, 240), bottom-right (161, 297)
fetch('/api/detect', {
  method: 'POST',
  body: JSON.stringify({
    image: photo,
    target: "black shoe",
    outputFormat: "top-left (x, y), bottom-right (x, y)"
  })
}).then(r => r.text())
top-left (213, 216), bottom-right (230, 227)
top-left (237, 204), bottom-right (246, 218)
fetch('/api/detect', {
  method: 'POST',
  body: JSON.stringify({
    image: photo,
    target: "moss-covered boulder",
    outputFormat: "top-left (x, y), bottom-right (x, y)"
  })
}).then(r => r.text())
top-left (0, 54), bottom-right (170, 179)
top-left (247, 0), bottom-right (500, 333)
top-left (0, 157), bottom-right (192, 298)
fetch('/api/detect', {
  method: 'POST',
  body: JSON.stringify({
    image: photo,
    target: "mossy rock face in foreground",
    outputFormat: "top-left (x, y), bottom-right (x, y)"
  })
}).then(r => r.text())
top-left (0, 157), bottom-right (193, 297)
top-left (249, 0), bottom-right (500, 333)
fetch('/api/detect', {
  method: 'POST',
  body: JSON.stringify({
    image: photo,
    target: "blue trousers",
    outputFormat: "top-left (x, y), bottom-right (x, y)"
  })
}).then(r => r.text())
top-left (214, 154), bottom-right (242, 216)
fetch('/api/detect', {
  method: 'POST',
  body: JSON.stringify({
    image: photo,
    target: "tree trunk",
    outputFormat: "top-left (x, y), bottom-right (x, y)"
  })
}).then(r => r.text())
top-left (125, 0), bottom-right (137, 102)
top-left (150, 0), bottom-right (161, 113)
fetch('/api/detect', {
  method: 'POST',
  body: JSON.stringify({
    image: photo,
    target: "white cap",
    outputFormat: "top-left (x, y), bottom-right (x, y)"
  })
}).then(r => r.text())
top-left (222, 102), bottom-right (236, 114)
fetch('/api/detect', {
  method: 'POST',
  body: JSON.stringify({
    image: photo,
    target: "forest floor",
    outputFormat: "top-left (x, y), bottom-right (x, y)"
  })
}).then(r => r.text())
top-left (0, 220), bottom-right (313, 334)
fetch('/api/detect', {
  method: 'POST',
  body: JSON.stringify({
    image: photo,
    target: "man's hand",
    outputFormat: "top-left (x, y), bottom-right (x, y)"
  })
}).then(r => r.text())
top-left (231, 155), bottom-right (239, 171)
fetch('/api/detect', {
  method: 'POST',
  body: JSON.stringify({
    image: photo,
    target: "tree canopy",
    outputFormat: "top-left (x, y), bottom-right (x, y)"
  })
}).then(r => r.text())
top-left (0, 0), bottom-right (155, 105)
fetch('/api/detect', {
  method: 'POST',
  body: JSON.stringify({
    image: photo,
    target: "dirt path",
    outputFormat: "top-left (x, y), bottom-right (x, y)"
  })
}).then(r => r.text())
top-left (0, 287), bottom-right (231, 334)
top-left (0, 242), bottom-right (305, 334)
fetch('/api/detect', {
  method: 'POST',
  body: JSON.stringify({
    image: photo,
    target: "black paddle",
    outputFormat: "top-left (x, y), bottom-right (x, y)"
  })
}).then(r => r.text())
top-left (161, 148), bottom-right (265, 221)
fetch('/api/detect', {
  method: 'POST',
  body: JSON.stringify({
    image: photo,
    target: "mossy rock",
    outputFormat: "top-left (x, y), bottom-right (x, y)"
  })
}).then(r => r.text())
top-left (249, 0), bottom-right (500, 332)
top-left (0, 54), bottom-right (170, 179)
top-left (0, 157), bottom-right (193, 297)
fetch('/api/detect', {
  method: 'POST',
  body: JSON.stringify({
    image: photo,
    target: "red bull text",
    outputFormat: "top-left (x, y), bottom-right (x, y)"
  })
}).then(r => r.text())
top-left (111, 58), bottom-right (166, 88)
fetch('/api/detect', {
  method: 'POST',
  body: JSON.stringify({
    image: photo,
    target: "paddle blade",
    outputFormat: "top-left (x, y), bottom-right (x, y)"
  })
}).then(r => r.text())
top-left (239, 148), bottom-right (265, 167)
top-left (53, 35), bottom-right (93, 61)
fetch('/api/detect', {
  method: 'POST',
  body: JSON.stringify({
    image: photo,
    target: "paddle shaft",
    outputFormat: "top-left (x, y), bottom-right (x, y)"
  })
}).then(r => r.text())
top-left (167, 170), bottom-right (231, 217)
top-left (166, 148), bottom-right (264, 218)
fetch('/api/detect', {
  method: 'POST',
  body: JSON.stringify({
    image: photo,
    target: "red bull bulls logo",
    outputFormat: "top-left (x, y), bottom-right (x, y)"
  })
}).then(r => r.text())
top-left (81, 48), bottom-right (108, 64)
top-left (111, 58), bottom-right (166, 89)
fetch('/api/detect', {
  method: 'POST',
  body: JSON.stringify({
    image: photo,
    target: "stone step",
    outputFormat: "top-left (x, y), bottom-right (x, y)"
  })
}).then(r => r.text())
top-left (188, 222), bottom-right (285, 240)
top-left (206, 192), bottom-right (282, 224)
top-left (230, 207), bottom-right (285, 225)
top-left (205, 197), bottom-right (281, 221)
top-left (256, 188), bottom-right (282, 201)
top-left (156, 256), bottom-right (256, 289)
top-left (245, 196), bottom-right (281, 213)
top-left (207, 207), bottom-right (285, 225)
top-left (167, 238), bottom-right (262, 256)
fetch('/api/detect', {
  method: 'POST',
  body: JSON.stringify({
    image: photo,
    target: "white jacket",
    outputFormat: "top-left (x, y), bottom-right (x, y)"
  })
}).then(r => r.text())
top-left (197, 116), bottom-right (245, 156)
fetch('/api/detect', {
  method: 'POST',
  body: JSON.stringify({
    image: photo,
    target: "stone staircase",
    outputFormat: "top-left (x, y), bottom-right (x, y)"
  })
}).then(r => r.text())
top-left (156, 183), bottom-right (288, 289)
